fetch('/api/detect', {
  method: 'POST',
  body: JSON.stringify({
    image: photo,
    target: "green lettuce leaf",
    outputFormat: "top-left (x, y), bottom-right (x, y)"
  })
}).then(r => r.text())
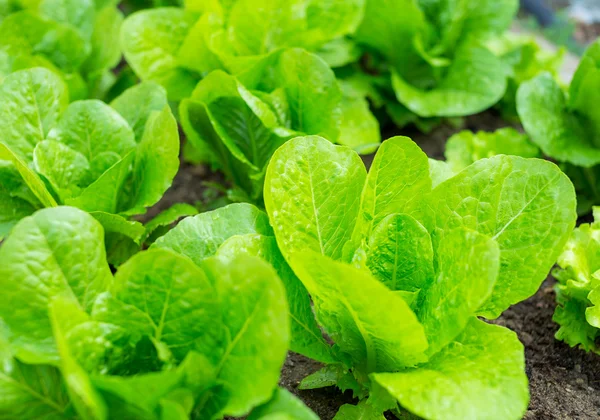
top-left (445, 128), bottom-right (540, 173)
top-left (0, 355), bottom-right (71, 418)
top-left (0, 207), bottom-right (112, 364)
top-left (364, 214), bottom-right (434, 296)
top-left (217, 234), bottom-right (334, 363)
top-left (197, 254), bottom-right (289, 417)
top-left (120, 8), bottom-right (200, 101)
top-left (419, 155), bottom-right (577, 318)
top-left (290, 250), bottom-right (428, 377)
top-left (264, 136), bottom-right (366, 261)
top-left (417, 228), bottom-right (499, 355)
top-left (517, 72), bottom-right (600, 167)
top-left (248, 388), bottom-right (319, 420)
top-left (391, 42), bottom-right (507, 117)
top-left (552, 208), bottom-right (600, 352)
top-left (0, 67), bottom-right (68, 160)
top-left (152, 203), bottom-right (273, 266)
top-left (371, 319), bottom-right (528, 420)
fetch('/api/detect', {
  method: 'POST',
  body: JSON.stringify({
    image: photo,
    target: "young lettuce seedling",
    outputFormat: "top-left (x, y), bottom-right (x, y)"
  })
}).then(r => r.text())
top-left (0, 206), bottom-right (309, 419)
top-left (0, 1), bottom-right (123, 100)
top-left (553, 207), bottom-right (600, 353)
top-left (262, 135), bottom-right (576, 419)
top-left (0, 68), bottom-right (182, 263)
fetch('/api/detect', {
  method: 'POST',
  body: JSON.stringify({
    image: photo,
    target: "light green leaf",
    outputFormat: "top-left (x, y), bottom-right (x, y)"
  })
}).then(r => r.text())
top-left (47, 100), bottom-right (136, 180)
top-left (142, 203), bottom-right (199, 244)
top-left (552, 212), bottom-right (600, 352)
top-left (38, 0), bottom-right (96, 40)
top-left (316, 37), bottom-right (362, 68)
top-left (554, 291), bottom-right (600, 353)
top-left (355, 0), bottom-right (425, 70)
top-left (568, 39), bottom-right (600, 139)
top-left (121, 8), bottom-right (200, 100)
top-left (0, 165), bottom-right (37, 239)
top-left (152, 203), bottom-right (273, 266)
top-left (265, 136), bottom-right (366, 261)
top-left (298, 365), bottom-right (342, 390)
top-left (445, 128), bottom-right (540, 173)
top-left (349, 136), bottom-right (430, 255)
top-left (0, 67), bottom-right (68, 160)
top-left (333, 401), bottom-right (385, 420)
top-left (93, 249), bottom-right (219, 362)
top-left (0, 207), bottom-right (112, 364)
top-left (365, 214), bottom-right (434, 296)
top-left (121, 105), bottom-right (179, 215)
top-left (517, 72), bottom-right (600, 167)
top-left (586, 282), bottom-right (600, 330)
top-left (198, 254), bottom-right (289, 417)
top-left (240, 49), bottom-right (343, 142)
top-left (0, 11), bottom-right (89, 72)
top-left (371, 319), bottom-right (528, 420)
top-left (181, 70), bottom-right (288, 200)
top-left (0, 357), bottom-right (70, 419)
top-left (96, 216), bottom-right (142, 268)
top-left (49, 297), bottom-right (108, 420)
top-left (66, 150), bottom-right (134, 214)
top-left (291, 251), bottom-right (428, 376)
top-left (81, 6), bottom-right (123, 77)
top-left (0, 143), bottom-right (57, 207)
top-left (418, 228), bottom-right (499, 355)
top-left (419, 155), bottom-right (577, 318)
top-left (217, 234), bottom-right (334, 363)
top-left (337, 91), bottom-right (380, 154)
top-left (91, 370), bottom-right (184, 418)
top-left (392, 42), bottom-right (508, 117)
top-left (428, 158), bottom-right (453, 188)
top-left (248, 388), bottom-right (319, 420)
top-left (89, 211), bottom-right (145, 244)
top-left (33, 140), bottom-right (90, 201)
top-left (110, 82), bottom-right (169, 141)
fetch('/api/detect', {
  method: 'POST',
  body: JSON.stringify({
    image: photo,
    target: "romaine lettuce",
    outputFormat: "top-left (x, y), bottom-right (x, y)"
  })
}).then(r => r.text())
top-left (262, 135), bottom-right (576, 419)
top-left (0, 68), bottom-right (180, 262)
top-left (517, 39), bottom-right (600, 214)
top-left (0, 206), bottom-right (304, 419)
top-left (552, 207), bottom-right (600, 353)
top-left (0, 0), bottom-right (124, 100)
top-left (353, 0), bottom-right (517, 118)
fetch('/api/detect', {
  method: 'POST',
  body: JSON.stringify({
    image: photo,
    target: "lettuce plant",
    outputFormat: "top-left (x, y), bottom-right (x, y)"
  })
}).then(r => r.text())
top-left (518, 39), bottom-right (600, 213)
top-left (0, 0), bottom-right (124, 100)
top-left (0, 206), bottom-right (314, 419)
top-left (352, 0), bottom-right (517, 119)
top-left (262, 135), bottom-right (576, 419)
top-left (443, 127), bottom-right (540, 174)
top-left (487, 33), bottom-right (564, 120)
top-left (121, 1), bottom-right (365, 100)
top-left (152, 202), bottom-right (336, 365)
top-left (179, 49), bottom-right (344, 202)
top-left (121, 2), bottom-right (380, 199)
top-left (0, 68), bottom-right (180, 262)
top-left (552, 208), bottom-right (600, 353)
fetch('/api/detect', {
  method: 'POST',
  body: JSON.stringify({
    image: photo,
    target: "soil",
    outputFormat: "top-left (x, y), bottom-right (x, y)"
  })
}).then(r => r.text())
top-left (150, 111), bottom-right (600, 419)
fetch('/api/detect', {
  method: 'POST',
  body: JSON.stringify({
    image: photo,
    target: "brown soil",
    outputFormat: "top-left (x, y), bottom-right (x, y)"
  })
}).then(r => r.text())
top-left (152, 111), bottom-right (600, 419)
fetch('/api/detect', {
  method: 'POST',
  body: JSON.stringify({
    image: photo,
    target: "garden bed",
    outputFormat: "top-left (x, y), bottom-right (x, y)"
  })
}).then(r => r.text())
top-left (149, 111), bottom-right (600, 419)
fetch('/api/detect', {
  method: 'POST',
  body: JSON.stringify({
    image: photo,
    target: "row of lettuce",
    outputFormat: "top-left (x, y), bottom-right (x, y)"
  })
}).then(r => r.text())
top-left (0, 134), bottom-right (580, 419)
top-left (0, 0), bottom-right (600, 419)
